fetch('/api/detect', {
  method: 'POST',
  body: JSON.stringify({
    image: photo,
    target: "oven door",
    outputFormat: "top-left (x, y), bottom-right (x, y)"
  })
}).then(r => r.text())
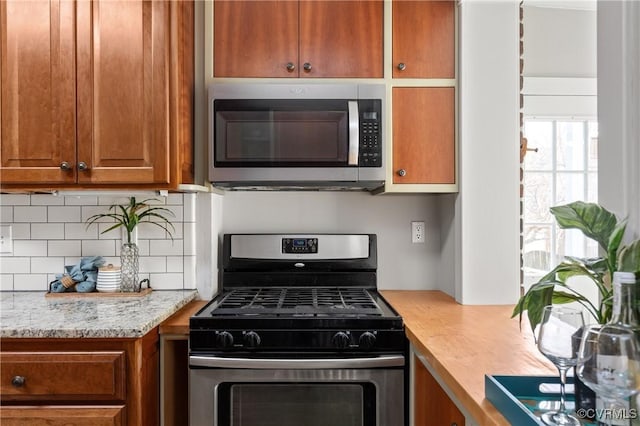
top-left (189, 355), bottom-right (405, 426)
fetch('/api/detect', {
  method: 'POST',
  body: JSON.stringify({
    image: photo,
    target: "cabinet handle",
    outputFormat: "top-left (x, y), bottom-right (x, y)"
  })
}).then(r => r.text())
top-left (60, 161), bottom-right (72, 171)
top-left (286, 62), bottom-right (295, 72)
top-left (397, 169), bottom-right (407, 177)
top-left (77, 162), bottom-right (89, 171)
top-left (11, 376), bottom-right (25, 388)
top-left (397, 62), bottom-right (406, 71)
top-left (303, 62), bottom-right (312, 72)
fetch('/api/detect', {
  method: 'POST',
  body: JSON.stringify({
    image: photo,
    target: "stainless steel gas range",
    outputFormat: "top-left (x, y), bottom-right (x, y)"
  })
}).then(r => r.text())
top-left (189, 234), bottom-right (408, 426)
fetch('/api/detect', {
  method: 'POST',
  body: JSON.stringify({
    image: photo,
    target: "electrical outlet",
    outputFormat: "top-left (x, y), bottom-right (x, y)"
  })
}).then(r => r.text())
top-left (0, 225), bottom-right (13, 254)
top-left (411, 221), bottom-right (425, 243)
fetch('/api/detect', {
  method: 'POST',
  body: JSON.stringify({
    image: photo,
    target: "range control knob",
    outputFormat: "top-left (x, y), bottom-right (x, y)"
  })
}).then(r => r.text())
top-left (359, 332), bottom-right (377, 350)
top-left (332, 332), bottom-right (351, 349)
top-left (243, 331), bottom-right (261, 348)
top-left (216, 331), bottom-right (234, 348)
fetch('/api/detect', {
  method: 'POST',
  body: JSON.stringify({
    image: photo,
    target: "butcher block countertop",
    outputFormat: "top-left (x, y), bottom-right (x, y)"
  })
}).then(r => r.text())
top-left (381, 290), bottom-right (555, 426)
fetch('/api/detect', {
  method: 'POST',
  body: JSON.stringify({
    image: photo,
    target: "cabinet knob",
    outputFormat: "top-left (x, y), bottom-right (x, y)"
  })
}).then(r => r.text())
top-left (397, 62), bottom-right (406, 71)
top-left (77, 162), bottom-right (89, 171)
top-left (11, 376), bottom-right (25, 388)
top-left (60, 161), bottom-right (72, 171)
top-left (303, 62), bottom-right (312, 72)
top-left (397, 169), bottom-right (407, 177)
top-left (286, 62), bottom-right (295, 72)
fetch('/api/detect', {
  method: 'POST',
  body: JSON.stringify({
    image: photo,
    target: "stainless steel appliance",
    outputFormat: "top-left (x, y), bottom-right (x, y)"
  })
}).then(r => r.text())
top-left (189, 234), bottom-right (407, 426)
top-left (208, 84), bottom-right (385, 190)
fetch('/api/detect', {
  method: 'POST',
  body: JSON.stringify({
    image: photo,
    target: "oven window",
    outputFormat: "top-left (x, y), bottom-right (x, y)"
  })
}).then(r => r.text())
top-left (214, 100), bottom-right (350, 167)
top-left (219, 383), bottom-right (375, 426)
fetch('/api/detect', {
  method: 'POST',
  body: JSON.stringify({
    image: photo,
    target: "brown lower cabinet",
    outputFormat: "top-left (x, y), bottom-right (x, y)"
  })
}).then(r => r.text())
top-left (414, 354), bottom-right (466, 426)
top-left (0, 329), bottom-right (159, 426)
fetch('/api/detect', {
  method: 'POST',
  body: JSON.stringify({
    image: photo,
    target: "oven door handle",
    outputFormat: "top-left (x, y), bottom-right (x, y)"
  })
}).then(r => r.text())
top-left (189, 355), bottom-right (405, 369)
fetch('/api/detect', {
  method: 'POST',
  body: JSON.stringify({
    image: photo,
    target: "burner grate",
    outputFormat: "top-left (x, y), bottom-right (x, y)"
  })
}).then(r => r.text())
top-left (211, 287), bottom-right (383, 317)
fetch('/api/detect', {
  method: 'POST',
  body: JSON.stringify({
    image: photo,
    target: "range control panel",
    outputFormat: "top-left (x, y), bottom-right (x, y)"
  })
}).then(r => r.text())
top-left (282, 238), bottom-right (318, 254)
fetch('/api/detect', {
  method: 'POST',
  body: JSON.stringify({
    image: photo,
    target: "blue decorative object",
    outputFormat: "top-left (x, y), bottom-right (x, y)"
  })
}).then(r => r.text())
top-left (485, 375), bottom-right (596, 426)
top-left (49, 256), bottom-right (106, 293)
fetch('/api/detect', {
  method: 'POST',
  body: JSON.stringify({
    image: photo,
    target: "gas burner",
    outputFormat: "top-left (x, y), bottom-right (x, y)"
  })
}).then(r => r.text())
top-left (211, 287), bottom-right (383, 317)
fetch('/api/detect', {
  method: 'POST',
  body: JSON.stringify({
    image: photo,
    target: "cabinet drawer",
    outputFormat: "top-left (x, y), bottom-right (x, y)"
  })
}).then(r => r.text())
top-left (0, 405), bottom-right (125, 426)
top-left (0, 352), bottom-right (126, 402)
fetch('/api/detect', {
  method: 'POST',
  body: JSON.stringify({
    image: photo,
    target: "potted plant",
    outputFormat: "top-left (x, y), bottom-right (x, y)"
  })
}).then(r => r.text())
top-left (513, 201), bottom-right (640, 332)
top-left (86, 197), bottom-right (175, 292)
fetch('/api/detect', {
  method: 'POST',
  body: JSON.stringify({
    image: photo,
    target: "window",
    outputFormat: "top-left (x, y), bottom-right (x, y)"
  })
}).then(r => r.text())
top-left (522, 118), bottom-right (598, 288)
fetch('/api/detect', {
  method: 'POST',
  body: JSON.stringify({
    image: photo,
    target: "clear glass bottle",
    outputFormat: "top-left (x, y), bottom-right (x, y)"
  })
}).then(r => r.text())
top-left (596, 271), bottom-right (640, 426)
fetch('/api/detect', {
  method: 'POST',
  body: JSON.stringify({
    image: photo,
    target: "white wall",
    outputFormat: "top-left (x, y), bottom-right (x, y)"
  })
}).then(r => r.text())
top-left (456, 0), bottom-right (521, 304)
top-left (597, 0), bottom-right (640, 240)
top-left (216, 191), bottom-right (446, 293)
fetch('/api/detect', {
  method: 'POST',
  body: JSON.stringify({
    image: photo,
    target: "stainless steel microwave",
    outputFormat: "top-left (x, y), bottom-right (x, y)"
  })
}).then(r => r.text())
top-left (208, 83), bottom-right (385, 190)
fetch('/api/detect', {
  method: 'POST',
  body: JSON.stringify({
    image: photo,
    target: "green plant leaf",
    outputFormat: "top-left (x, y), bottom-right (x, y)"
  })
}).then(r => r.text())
top-left (618, 240), bottom-right (640, 274)
top-left (550, 201), bottom-right (618, 252)
top-left (607, 219), bottom-right (628, 273)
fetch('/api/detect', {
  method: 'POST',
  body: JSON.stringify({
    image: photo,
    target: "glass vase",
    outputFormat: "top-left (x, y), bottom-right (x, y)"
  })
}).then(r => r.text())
top-left (120, 242), bottom-right (139, 292)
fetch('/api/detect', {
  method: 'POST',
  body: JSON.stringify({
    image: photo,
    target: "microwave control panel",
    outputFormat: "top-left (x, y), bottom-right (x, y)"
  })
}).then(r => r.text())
top-left (358, 100), bottom-right (382, 167)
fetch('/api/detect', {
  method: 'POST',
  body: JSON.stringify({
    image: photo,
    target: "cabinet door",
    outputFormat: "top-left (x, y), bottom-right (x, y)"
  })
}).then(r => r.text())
top-left (1, 406), bottom-right (125, 426)
top-left (392, 0), bottom-right (455, 79)
top-left (300, 1), bottom-right (383, 78)
top-left (214, 1), bottom-right (299, 78)
top-left (414, 355), bottom-right (465, 426)
top-left (0, 0), bottom-right (77, 184)
top-left (76, 0), bottom-right (171, 184)
top-left (393, 87), bottom-right (455, 184)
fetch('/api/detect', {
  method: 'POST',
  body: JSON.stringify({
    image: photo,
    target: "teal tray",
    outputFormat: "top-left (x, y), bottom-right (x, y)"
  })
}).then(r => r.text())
top-left (485, 375), bottom-right (596, 425)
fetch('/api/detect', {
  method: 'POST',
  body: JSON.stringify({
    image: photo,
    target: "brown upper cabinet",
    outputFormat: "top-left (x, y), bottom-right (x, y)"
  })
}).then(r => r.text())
top-left (0, 0), bottom-right (193, 189)
top-left (213, 0), bottom-right (383, 78)
top-left (392, 0), bottom-right (455, 79)
top-left (392, 87), bottom-right (455, 185)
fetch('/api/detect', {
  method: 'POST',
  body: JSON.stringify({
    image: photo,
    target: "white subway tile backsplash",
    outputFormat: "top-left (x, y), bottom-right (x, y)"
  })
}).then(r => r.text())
top-left (149, 239), bottom-right (183, 256)
top-left (0, 194), bottom-right (30, 206)
top-left (0, 205), bottom-right (13, 223)
top-left (0, 274), bottom-right (14, 291)
top-left (30, 194), bottom-right (64, 206)
top-left (139, 256), bottom-right (166, 273)
top-left (48, 241), bottom-right (82, 257)
top-left (48, 206), bottom-right (81, 222)
top-left (31, 223), bottom-right (65, 240)
top-left (82, 240), bottom-right (116, 257)
top-left (97, 223), bottom-right (122, 240)
top-left (31, 257), bottom-right (65, 274)
top-left (167, 194), bottom-right (184, 205)
top-left (64, 195), bottom-right (98, 206)
top-left (10, 223), bottom-right (30, 239)
top-left (166, 256), bottom-right (184, 273)
top-left (65, 223), bottom-right (97, 240)
top-left (137, 224), bottom-right (168, 240)
top-left (163, 205), bottom-right (183, 222)
top-left (14, 274), bottom-right (49, 291)
top-left (0, 257), bottom-right (31, 273)
top-left (14, 206), bottom-right (47, 222)
top-left (2, 194), bottom-right (194, 291)
top-left (13, 241), bottom-right (47, 257)
top-left (149, 273), bottom-right (183, 290)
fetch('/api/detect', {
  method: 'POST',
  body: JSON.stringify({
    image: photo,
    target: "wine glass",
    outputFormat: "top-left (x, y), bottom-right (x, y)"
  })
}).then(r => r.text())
top-left (537, 305), bottom-right (585, 425)
top-left (576, 324), bottom-right (640, 426)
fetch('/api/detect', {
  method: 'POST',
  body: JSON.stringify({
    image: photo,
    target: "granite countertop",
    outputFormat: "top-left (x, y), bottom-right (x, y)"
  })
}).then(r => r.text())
top-left (0, 290), bottom-right (198, 339)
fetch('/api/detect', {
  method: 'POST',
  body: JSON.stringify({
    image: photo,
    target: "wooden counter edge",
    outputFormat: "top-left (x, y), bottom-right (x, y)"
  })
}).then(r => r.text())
top-left (159, 300), bottom-right (208, 335)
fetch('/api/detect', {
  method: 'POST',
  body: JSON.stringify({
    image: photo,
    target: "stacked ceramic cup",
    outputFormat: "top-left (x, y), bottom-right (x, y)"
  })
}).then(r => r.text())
top-left (97, 264), bottom-right (122, 293)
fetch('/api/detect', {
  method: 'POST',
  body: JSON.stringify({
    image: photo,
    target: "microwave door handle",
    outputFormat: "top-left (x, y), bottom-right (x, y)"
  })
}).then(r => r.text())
top-left (348, 101), bottom-right (359, 165)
